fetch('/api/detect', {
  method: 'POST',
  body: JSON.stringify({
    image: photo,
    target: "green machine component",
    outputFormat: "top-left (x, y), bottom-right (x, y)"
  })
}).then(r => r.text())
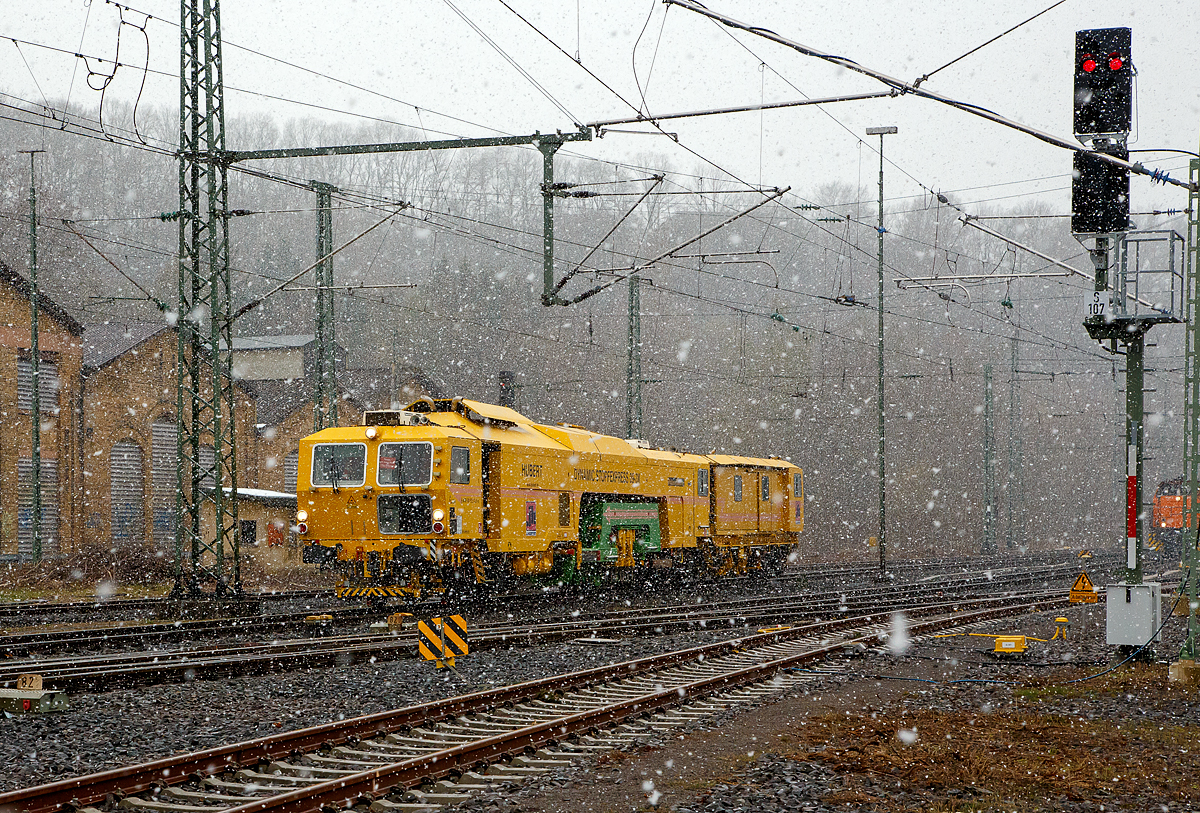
top-left (579, 502), bottom-right (661, 563)
top-left (0, 687), bottom-right (68, 715)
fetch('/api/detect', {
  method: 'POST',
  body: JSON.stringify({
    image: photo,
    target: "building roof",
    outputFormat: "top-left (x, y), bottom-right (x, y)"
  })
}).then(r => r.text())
top-left (251, 366), bottom-right (442, 428)
top-left (82, 320), bottom-right (170, 369)
top-left (252, 379), bottom-right (319, 427)
top-left (230, 334), bottom-right (315, 352)
top-left (0, 259), bottom-right (84, 337)
top-left (224, 486), bottom-right (296, 506)
top-left (342, 366), bottom-right (444, 409)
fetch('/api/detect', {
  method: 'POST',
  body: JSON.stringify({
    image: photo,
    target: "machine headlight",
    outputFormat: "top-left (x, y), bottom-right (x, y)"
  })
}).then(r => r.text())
top-left (296, 510), bottom-right (308, 522)
top-left (432, 509), bottom-right (445, 521)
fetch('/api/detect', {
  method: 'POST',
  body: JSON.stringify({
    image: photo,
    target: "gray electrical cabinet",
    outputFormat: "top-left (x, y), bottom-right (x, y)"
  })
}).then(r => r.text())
top-left (1106, 582), bottom-right (1161, 646)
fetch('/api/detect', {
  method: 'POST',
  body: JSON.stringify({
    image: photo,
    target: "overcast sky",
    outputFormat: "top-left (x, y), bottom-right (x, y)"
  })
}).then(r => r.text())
top-left (2, 1), bottom-right (1198, 216)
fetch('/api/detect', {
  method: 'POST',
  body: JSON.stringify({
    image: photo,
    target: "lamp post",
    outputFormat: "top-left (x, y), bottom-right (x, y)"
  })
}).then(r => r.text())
top-left (867, 125), bottom-right (896, 579)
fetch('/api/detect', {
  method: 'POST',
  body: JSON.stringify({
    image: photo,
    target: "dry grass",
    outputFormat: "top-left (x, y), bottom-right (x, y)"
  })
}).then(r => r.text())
top-left (0, 542), bottom-right (335, 601)
top-left (0, 540), bottom-right (175, 600)
top-left (787, 696), bottom-right (1200, 810)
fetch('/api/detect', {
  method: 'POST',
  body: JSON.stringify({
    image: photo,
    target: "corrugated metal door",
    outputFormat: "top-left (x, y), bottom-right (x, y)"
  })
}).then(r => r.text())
top-left (110, 440), bottom-right (145, 547)
top-left (151, 419), bottom-right (176, 551)
top-left (17, 458), bottom-right (59, 560)
top-left (284, 449), bottom-right (299, 494)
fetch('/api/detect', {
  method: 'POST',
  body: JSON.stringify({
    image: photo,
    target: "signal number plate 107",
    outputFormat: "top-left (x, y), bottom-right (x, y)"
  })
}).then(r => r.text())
top-left (1085, 290), bottom-right (1111, 319)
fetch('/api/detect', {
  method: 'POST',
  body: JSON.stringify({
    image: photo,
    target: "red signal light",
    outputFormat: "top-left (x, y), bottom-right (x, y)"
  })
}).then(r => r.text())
top-left (433, 521), bottom-right (445, 534)
top-left (1108, 53), bottom-right (1123, 71)
top-left (1081, 54), bottom-right (1097, 72)
top-left (296, 522), bottom-right (308, 534)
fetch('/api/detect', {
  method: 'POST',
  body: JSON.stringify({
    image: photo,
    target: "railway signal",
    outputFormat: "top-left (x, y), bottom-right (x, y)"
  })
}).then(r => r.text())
top-left (1073, 28), bottom-right (1133, 138)
top-left (1071, 144), bottom-right (1130, 235)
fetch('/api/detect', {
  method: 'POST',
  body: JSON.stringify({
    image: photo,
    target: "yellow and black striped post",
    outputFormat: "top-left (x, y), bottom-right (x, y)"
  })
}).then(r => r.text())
top-left (336, 585), bottom-right (417, 599)
top-left (417, 619), bottom-right (447, 667)
top-left (416, 615), bottom-right (469, 669)
top-left (440, 615), bottom-right (469, 661)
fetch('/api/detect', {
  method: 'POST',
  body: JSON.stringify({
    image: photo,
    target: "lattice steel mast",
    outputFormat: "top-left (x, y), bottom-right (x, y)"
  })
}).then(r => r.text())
top-left (982, 364), bottom-right (997, 554)
top-left (174, 0), bottom-right (238, 595)
top-left (1182, 154), bottom-right (1200, 660)
top-left (22, 150), bottom-right (45, 562)
top-left (312, 181), bottom-right (337, 430)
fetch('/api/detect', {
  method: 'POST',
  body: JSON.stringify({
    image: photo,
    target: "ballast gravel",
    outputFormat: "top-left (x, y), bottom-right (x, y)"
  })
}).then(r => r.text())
top-left (0, 623), bottom-right (751, 791)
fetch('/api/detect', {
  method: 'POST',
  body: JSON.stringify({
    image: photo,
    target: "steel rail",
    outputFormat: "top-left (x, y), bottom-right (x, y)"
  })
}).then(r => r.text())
top-left (0, 589), bottom-right (334, 620)
top-left (220, 598), bottom-right (1062, 813)
top-left (0, 592), bottom-right (1064, 813)
top-left (0, 563), bottom-right (998, 655)
top-left (0, 566), bottom-right (1081, 691)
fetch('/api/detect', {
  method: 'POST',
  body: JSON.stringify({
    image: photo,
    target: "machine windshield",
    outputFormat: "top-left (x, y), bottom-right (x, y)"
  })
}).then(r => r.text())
top-left (311, 443), bottom-right (366, 487)
top-left (378, 442), bottom-right (433, 486)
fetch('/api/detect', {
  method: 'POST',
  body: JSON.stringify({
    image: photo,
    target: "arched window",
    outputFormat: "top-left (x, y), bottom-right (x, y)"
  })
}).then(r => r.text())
top-left (110, 440), bottom-right (145, 547)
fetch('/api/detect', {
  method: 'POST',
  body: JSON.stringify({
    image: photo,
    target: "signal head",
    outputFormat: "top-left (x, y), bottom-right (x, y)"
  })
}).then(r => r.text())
top-left (1073, 28), bottom-right (1132, 138)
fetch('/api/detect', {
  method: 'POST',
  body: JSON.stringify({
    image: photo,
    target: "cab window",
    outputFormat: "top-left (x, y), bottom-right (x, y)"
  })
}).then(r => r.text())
top-left (450, 446), bottom-right (471, 484)
top-left (734, 475), bottom-right (743, 502)
top-left (697, 468), bottom-right (709, 497)
top-left (311, 443), bottom-right (366, 487)
top-left (378, 442), bottom-right (433, 486)
top-left (761, 475), bottom-right (770, 501)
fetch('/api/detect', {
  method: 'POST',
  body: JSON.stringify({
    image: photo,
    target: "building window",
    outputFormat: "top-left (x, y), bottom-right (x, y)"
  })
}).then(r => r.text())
top-left (17, 458), bottom-right (59, 560)
top-left (151, 418), bottom-right (177, 551)
top-left (284, 449), bottom-right (299, 493)
top-left (199, 444), bottom-right (216, 489)
top-left (17, 358), bottom-right (60, 413)
top-left (111, 440), bottom-right (146, 547)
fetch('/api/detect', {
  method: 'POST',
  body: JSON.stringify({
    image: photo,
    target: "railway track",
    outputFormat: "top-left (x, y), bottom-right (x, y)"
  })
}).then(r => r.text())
top-left (0, 589), bottom-right (332, 622)
top-left (0, 591), bottom-right (1065, 813)
top-left (0, 548), bottom-right (1105, 628)
top-left (0, 552), bottom-right (1105, 660)
top-left (0, 605), bottom-right (390, 658)
top-left (0, 561), bottom-right (1086, 691)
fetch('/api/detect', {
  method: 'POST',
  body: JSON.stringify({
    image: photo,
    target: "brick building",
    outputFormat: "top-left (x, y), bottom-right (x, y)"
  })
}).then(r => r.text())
top-left (0, 261), bottom-right (85, 561)
top-left (232, 334), bottom-right (441, 494)
top-left (0, 313), bottom-right (444, 560)
top-left (81, 321), bottom-right (259, 555)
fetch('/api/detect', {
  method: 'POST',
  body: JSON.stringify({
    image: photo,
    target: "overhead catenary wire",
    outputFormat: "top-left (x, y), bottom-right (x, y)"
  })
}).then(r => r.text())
top-left (0, 12), bottom-right (1128, 438)
top-left (911, 0), bottom-right (1070, 88)
top-left (442, 0), bottom-right (579, 126)
top-left (0, 26), bottom-right (1113, 369)
top-left (484, 8), bottom-right (1112, 360)
top-left (662, 0), bottom-right (1196, 192)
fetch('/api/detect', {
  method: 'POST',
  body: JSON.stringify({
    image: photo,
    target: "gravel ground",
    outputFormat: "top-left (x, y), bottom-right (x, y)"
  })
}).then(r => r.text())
top-left (0, 560), bottom-right (1145, 804)
top-left (494, 599), bottom-right (1200, 812)
top-left (0, 622), bottom-right (753, 791)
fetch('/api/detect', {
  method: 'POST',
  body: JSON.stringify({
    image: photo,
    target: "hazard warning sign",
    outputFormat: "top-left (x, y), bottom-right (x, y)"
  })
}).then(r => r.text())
top-left (1069, 571), bottom-right (1098, 604)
